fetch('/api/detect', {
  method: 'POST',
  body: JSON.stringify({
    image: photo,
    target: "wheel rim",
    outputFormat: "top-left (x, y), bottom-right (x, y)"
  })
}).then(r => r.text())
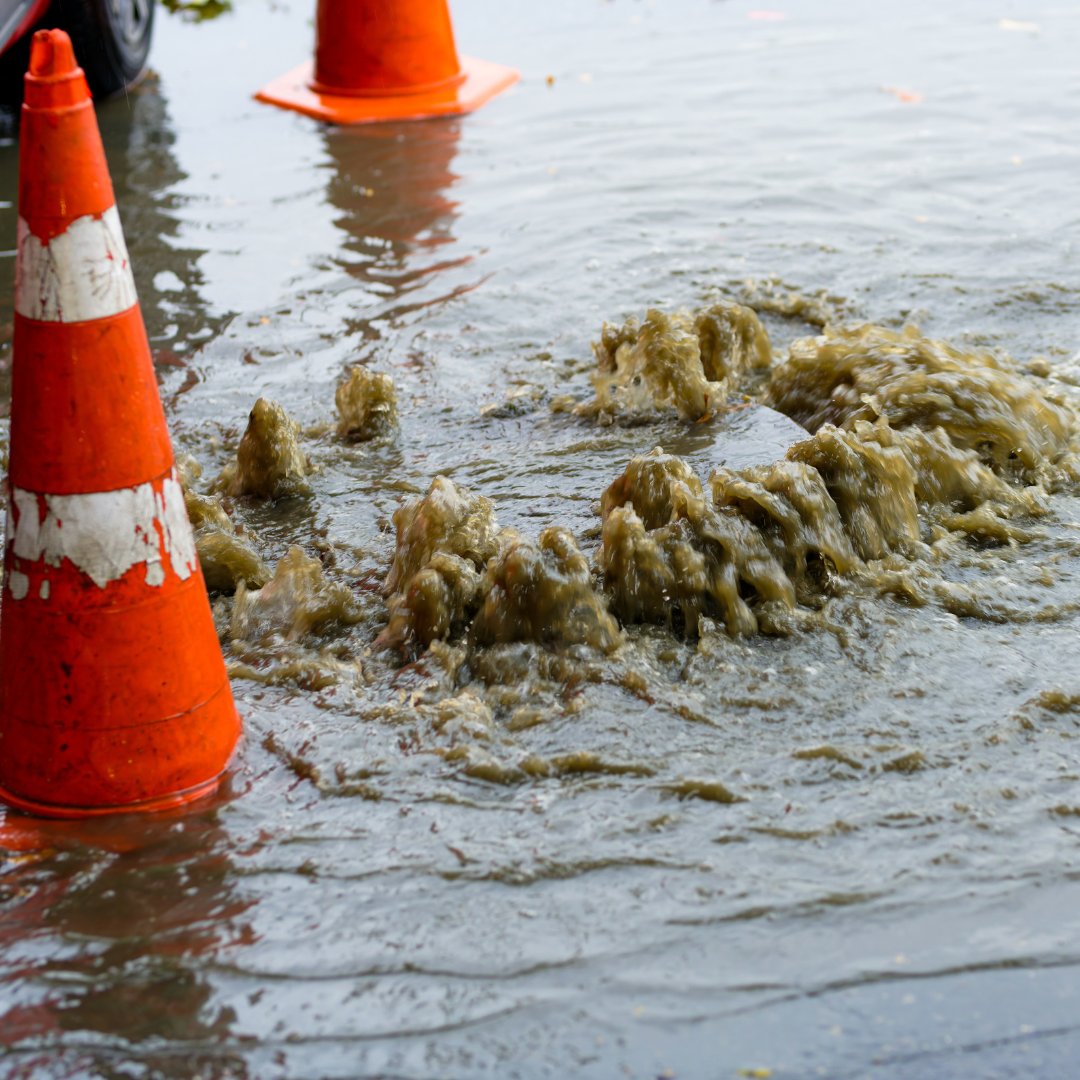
top-left (109, 0), bottom-right (152, 49)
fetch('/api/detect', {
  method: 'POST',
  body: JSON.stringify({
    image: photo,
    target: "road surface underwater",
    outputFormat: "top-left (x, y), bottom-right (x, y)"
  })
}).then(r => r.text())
top-left (2, 1), bottom-right (1080, 1077)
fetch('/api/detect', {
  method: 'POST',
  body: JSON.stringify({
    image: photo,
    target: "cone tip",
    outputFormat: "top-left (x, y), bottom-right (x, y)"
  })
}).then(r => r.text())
top-left (29, 29), bottom-right (78, 79)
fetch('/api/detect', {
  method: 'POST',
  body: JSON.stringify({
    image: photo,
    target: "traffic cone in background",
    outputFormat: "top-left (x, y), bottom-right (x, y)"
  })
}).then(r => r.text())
top-left (256, 0), bottom-right (518, 125)
top-left (0, 30), bottom-right (241, 818)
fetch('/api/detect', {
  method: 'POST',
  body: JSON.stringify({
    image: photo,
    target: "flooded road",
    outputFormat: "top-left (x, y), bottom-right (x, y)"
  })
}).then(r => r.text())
top-left (3, 1), bottom-right (1080, 1077)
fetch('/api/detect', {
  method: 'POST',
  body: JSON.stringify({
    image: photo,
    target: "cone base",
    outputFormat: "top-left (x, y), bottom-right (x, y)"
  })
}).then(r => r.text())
top-left (256, 56), bottom-right (518, 124)
top-left (0, 770), bottom-right (227, 820)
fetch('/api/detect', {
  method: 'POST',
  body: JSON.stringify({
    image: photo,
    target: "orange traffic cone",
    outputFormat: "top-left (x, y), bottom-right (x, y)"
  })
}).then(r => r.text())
top-left (0, 30), bottom-right (242, 818)
top-left (256, 0), bottom-right (518, 125)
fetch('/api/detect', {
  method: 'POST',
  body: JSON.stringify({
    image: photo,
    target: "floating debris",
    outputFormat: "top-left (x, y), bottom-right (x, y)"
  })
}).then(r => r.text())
top-left (881, 86), bottom-right (924, 104)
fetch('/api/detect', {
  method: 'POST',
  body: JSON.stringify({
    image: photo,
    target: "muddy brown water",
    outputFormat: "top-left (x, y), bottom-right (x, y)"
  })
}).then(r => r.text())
top-left (3, 1), bottom-right (1080, 1077)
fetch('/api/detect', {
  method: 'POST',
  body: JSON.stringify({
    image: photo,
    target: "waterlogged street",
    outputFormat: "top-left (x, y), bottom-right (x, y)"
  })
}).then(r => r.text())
top-left (2, 1), bottom-right (1080, 1077)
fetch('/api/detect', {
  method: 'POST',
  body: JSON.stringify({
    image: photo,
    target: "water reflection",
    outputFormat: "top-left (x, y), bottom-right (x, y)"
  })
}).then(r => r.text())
top-left (322, 121), bottom-right (481, 349)
top-left (96, 76), bottom-right (231, 373)
top-left (0, 809), bottom-right (256, 1079)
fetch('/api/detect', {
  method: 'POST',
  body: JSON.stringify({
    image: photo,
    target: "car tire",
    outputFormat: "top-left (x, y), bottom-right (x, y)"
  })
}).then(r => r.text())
top-left (51, 0), bottom-right (155, 100)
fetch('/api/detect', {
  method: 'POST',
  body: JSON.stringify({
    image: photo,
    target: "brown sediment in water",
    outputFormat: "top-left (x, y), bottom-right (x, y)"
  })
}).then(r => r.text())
top-left (470, 527), bottom-right (621, 653)
top-left (177, 454), bottom-right (270, 592)
top-left (837, 421), bottom-right (1044, 540)
top-left (368, 313), bottom-right (1080, 666)
top-left (600, 449), bottom-right (703, 530)
top-left (589, 318), bottom-right (1079, 640)
top-left (573, 313), bottom-right (1078, 491)
top-left (231, 545), bottom-right (359, 644)
top-left (381, 551), bottom-right (485, 653)
top-left (378, 476), bottom-right (504, 653)
top-left (228, 652), bottom-right (365, 691)
top-left (378, 477), bottom-right (620, 655)
top-left (195, 527), bottom-right (272, 594)
top-left (335, 366), bottom-right (397, 441)
top-left (599, 449), bottom-right (800, 637)
top-left (709, 457), bottom-right (863, 584)
top-left (573, 302), bottom-right (771, 423)
top-left (766, 324), bottom-right (1079, 487)
top-left (377, 315), bottom-right (1077, 656)
top-left (792, 745), bottom-right (864, 770)
top-left (660, 779), bottom-right (746, 804)
top-left (383, 476), bottom-right (503, 598)
top-left (464, 641), bottom-right (605, 694)
top-left (736, 277), bottom-right (851, 329)
top-left (217, 397), bottom-right (311, 499)
top-left (449, 747), bottom-right (656, 786)
top-left (596, 410), bottom-right (1063, 640)
top-left (783, 424), bottom-right (921, 562)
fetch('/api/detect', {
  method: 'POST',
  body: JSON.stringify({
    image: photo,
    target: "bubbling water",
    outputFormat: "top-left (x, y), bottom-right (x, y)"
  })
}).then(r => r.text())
top-left (767, 324), bottom-right (1078, 488)
top-left (217, 397), bottom-right (312, 499)
top-left (574, 301), bottom-right (771, 423)
top-left (335, 366), bottom-right (397, 441)
top-left (376, 314), bottom-right (1079, 651)
top-left (206, 306), bottom-right (1080, 681)
top-left (377, 477), bottom-right (619, 656)
top-left (177, 453), bottom-right (270, 593)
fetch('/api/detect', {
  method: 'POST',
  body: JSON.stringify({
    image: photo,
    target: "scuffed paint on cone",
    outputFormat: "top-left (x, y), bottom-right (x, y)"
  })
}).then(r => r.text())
top-left (0, 29), bottom-right (242, 818)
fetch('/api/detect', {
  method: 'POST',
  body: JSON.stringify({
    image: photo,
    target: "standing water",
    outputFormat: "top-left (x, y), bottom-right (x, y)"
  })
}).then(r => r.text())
top-left (2, 1), bottom-right (1080, 1077)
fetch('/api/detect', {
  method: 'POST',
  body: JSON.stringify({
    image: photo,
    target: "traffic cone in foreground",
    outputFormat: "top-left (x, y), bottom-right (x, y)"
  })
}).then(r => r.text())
top-left (256, 0), bottom-right (518, 125)
top-left (0, 29), bottom-right (241, 818)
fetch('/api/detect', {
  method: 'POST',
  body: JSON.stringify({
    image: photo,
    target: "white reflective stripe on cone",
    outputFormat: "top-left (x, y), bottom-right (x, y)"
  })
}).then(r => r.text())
top-left (6, 471), bottom-right (197, 592)
top-left (15, 206), bottom-right (138, 323)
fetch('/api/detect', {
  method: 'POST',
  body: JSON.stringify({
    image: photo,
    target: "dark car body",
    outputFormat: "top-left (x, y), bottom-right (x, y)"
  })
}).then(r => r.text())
top-left (0, 0), bottom-right (154, 101)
